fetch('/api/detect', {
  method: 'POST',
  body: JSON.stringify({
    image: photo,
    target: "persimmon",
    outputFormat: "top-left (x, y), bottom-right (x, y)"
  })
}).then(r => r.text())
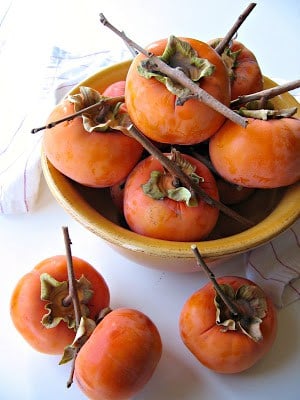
top-left (123, 150), bottom-right (219, 241)
top-left (102, 80), bottom-right (127, 112)
top-left (10, 255), bottom-right (110, 354)
top-left (43, 86), bottom-right (143, 188)
top-left (209, 39), bottom-right (263, 100)
top-left (179, 276), bottom-right (277, 374)
top-left (209, 117), bottom-right (300, 188)
top-left (74, 308), bottom-right (162, 400)
top-left (125, 36), bottom-right (231, 145)
top-left (216, 177), bottom-right (255, 205)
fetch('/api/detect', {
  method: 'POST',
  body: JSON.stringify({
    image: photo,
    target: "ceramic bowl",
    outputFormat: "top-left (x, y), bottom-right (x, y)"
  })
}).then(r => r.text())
top-left (41, 60), bottom-right (300, 272)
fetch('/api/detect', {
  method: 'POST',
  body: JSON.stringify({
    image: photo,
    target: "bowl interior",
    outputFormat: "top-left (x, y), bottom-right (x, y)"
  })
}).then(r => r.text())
top-left (41, 60), bottom-right (300, 269)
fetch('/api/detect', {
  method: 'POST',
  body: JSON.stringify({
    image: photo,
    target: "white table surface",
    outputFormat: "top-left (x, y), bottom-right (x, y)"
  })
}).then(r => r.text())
top-left (1, 1), bottom-right (299, 399)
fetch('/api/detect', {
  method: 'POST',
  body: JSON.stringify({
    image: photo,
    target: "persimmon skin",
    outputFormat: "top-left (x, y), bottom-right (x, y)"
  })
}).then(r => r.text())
top-left (102, 80), bottom-right (127, 113)
top-left (123, 153), bottom-right (219, 241)
top-left (125, 37), bottom-right (231, 145)
top-left (74, 308), bottom-right (162, 400)
top-left (179, 276), bottom-right (277, 374)
top-left (10, 256), bottom-right (110, 354)
top-left (209, 39), bottom-right (263, 100)
top-left (209, 117), bottom-right (300, 188)
top-left (43, 100), bottom-right (143, 187)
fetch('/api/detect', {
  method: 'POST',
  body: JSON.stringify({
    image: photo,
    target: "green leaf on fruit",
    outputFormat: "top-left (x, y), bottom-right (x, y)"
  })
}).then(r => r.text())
top-left (214, 283), bottom-right (268, 342)
top-left (40, 273), bottom-right (94, 330)
top-left (142, 149), bottom-right (203, 207)
top-left (137, 35), bottom-right (215, 99)
top-left (68, 86), bottom-right (131, 132)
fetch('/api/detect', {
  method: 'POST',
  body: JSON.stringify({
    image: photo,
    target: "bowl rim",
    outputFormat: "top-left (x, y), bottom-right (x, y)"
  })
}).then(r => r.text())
top-left (41, 60), bottom-right (300, 260)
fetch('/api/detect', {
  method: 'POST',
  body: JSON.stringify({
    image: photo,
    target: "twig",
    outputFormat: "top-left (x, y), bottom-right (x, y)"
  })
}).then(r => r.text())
top-left (61, 226), bottom-right (82, 388)
top-left (231, 79), bottom-right (300, 108)
top-left (62, 226), bottom-right (81, 329)
top-left (31, 96), bottom-right (124, 134)
top-left (128, 124), bottom-right (254, 228)
top-left (191, 244), bottom-right (239, 316)
top-left (99, 13), bottom-right (248, 128)
top-left (215, 3), bottom-right (257, 54)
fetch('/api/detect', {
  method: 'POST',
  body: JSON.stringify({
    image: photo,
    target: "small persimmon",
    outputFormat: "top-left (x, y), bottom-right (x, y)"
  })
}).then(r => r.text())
top-left (10, 255), bottom-right (110, 354)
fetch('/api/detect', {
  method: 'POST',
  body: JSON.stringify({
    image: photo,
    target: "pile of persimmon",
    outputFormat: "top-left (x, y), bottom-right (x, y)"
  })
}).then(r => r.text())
top-left (10, 253), bottom-right (162, 399)
top-left (39, 25), bottom-right (300, 245)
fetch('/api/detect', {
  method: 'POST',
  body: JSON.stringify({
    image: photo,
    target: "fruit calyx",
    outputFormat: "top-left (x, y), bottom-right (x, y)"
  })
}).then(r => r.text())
top-left (137, 35), bottom-right (215, 101)
top-left (142, 148), bottom-right (204, 206)
top-left (236, 104), bottom-right (297, 120)
top-left (40, 272), bottom-right (94, 329)
top-left (215, 283), bottom-right (268, 342)
top-left (68, 86), bottom-right (130, 132)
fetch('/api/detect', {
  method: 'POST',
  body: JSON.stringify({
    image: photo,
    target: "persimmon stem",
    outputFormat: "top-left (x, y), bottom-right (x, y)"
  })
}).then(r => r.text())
top-left (231, 79), bottom-right (300, 108)
top-left (31, 96), bottom-right (125, 134)
top-left (191, 244), bottom-right (239, 316)
top-left (127, 124), bottom-right (254, 228)
top-left (99, 13), bottom-right (248, 128)
top-left (62, 226), bottom-right (81, 329)
top-left (215, 3), bottom-right (257, 54)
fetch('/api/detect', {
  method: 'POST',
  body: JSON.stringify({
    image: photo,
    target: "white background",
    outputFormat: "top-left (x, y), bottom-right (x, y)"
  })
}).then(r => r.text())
top-left (1, 1), bottom-right (300, 399)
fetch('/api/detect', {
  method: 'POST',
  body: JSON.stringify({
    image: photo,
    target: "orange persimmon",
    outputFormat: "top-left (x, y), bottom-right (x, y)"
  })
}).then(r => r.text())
top-left (179, 276), bottom-right (277, 374)
top-left (10, 255), bottom-right (110, 354)
top-left (209, 39), bottom-right (264, 100)
top-left (209, 117), bottom-right (300, 188)
top-left (74, 308), bottom-right (162, 400)
top-left (123, 151), bottom-right (219, 241)
top-left (125, 36), bottom-right (230, 145)
top-left (43, 92), bottom-right (143, 188)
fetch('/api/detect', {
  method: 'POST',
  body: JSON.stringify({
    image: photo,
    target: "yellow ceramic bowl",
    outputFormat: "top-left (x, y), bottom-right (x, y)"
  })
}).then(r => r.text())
top-left (41, 60), bottom-right (300, 272)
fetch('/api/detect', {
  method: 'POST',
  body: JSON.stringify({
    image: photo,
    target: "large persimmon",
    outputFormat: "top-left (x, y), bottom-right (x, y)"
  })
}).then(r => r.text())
top-left (179, 276), bottom-right (277, 374)
top-left (125, 36), bottom-right (231, 145)
top-left (10, 255), bottom-right (110, 354)
top-left (123, 150), bottom-right (219, 241)
top-left (209, 117), bottom-right (300, 188)
top-left (43, 87), bottom-right (143, 188)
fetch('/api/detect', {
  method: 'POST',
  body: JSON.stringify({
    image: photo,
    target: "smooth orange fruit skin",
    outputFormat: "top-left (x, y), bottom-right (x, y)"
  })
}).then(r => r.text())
top-left (209, 117), bottom-right (300, 188)
top-left (10, 255), bottom-right (110, 354)
top-left (179, 276), bottom-right (277, 374)
top-left (123, 154), bottom-right (220, 241)
top-left (125, 37), bottom-right (231, 145)
top-left (43, 100), bottom-right (143, 188)
top-left (74, 308), bottom-right (162, 400)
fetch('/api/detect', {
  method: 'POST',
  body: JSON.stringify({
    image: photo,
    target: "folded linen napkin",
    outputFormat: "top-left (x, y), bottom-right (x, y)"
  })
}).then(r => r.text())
top-left (0, 46), bottom-right (299, 308)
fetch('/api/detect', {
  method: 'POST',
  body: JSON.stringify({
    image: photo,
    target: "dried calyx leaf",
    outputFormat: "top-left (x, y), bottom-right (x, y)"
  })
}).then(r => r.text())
top-left (142, 148), bottom-right (204, 207)
top-left (68, 86), bottom-right (131, 133)
top-left (237, 106), bottom-right (297, 120)
top-left (40, 273), bottom-right (94, 330)
top-left (59, 307), bottom-right (112, 365)
top-left (210, 39), bottom-right (241, 81)
top-left (137, 35), bottom-right (215, 102)
top-left (59, 316), bottom-right (96, 364)
top-left (215, 284), bottom-right (268, 342)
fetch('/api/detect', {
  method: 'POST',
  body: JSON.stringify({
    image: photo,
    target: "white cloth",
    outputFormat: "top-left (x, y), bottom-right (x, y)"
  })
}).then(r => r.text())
top-left (0, 45), bottom-right (299, 308)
